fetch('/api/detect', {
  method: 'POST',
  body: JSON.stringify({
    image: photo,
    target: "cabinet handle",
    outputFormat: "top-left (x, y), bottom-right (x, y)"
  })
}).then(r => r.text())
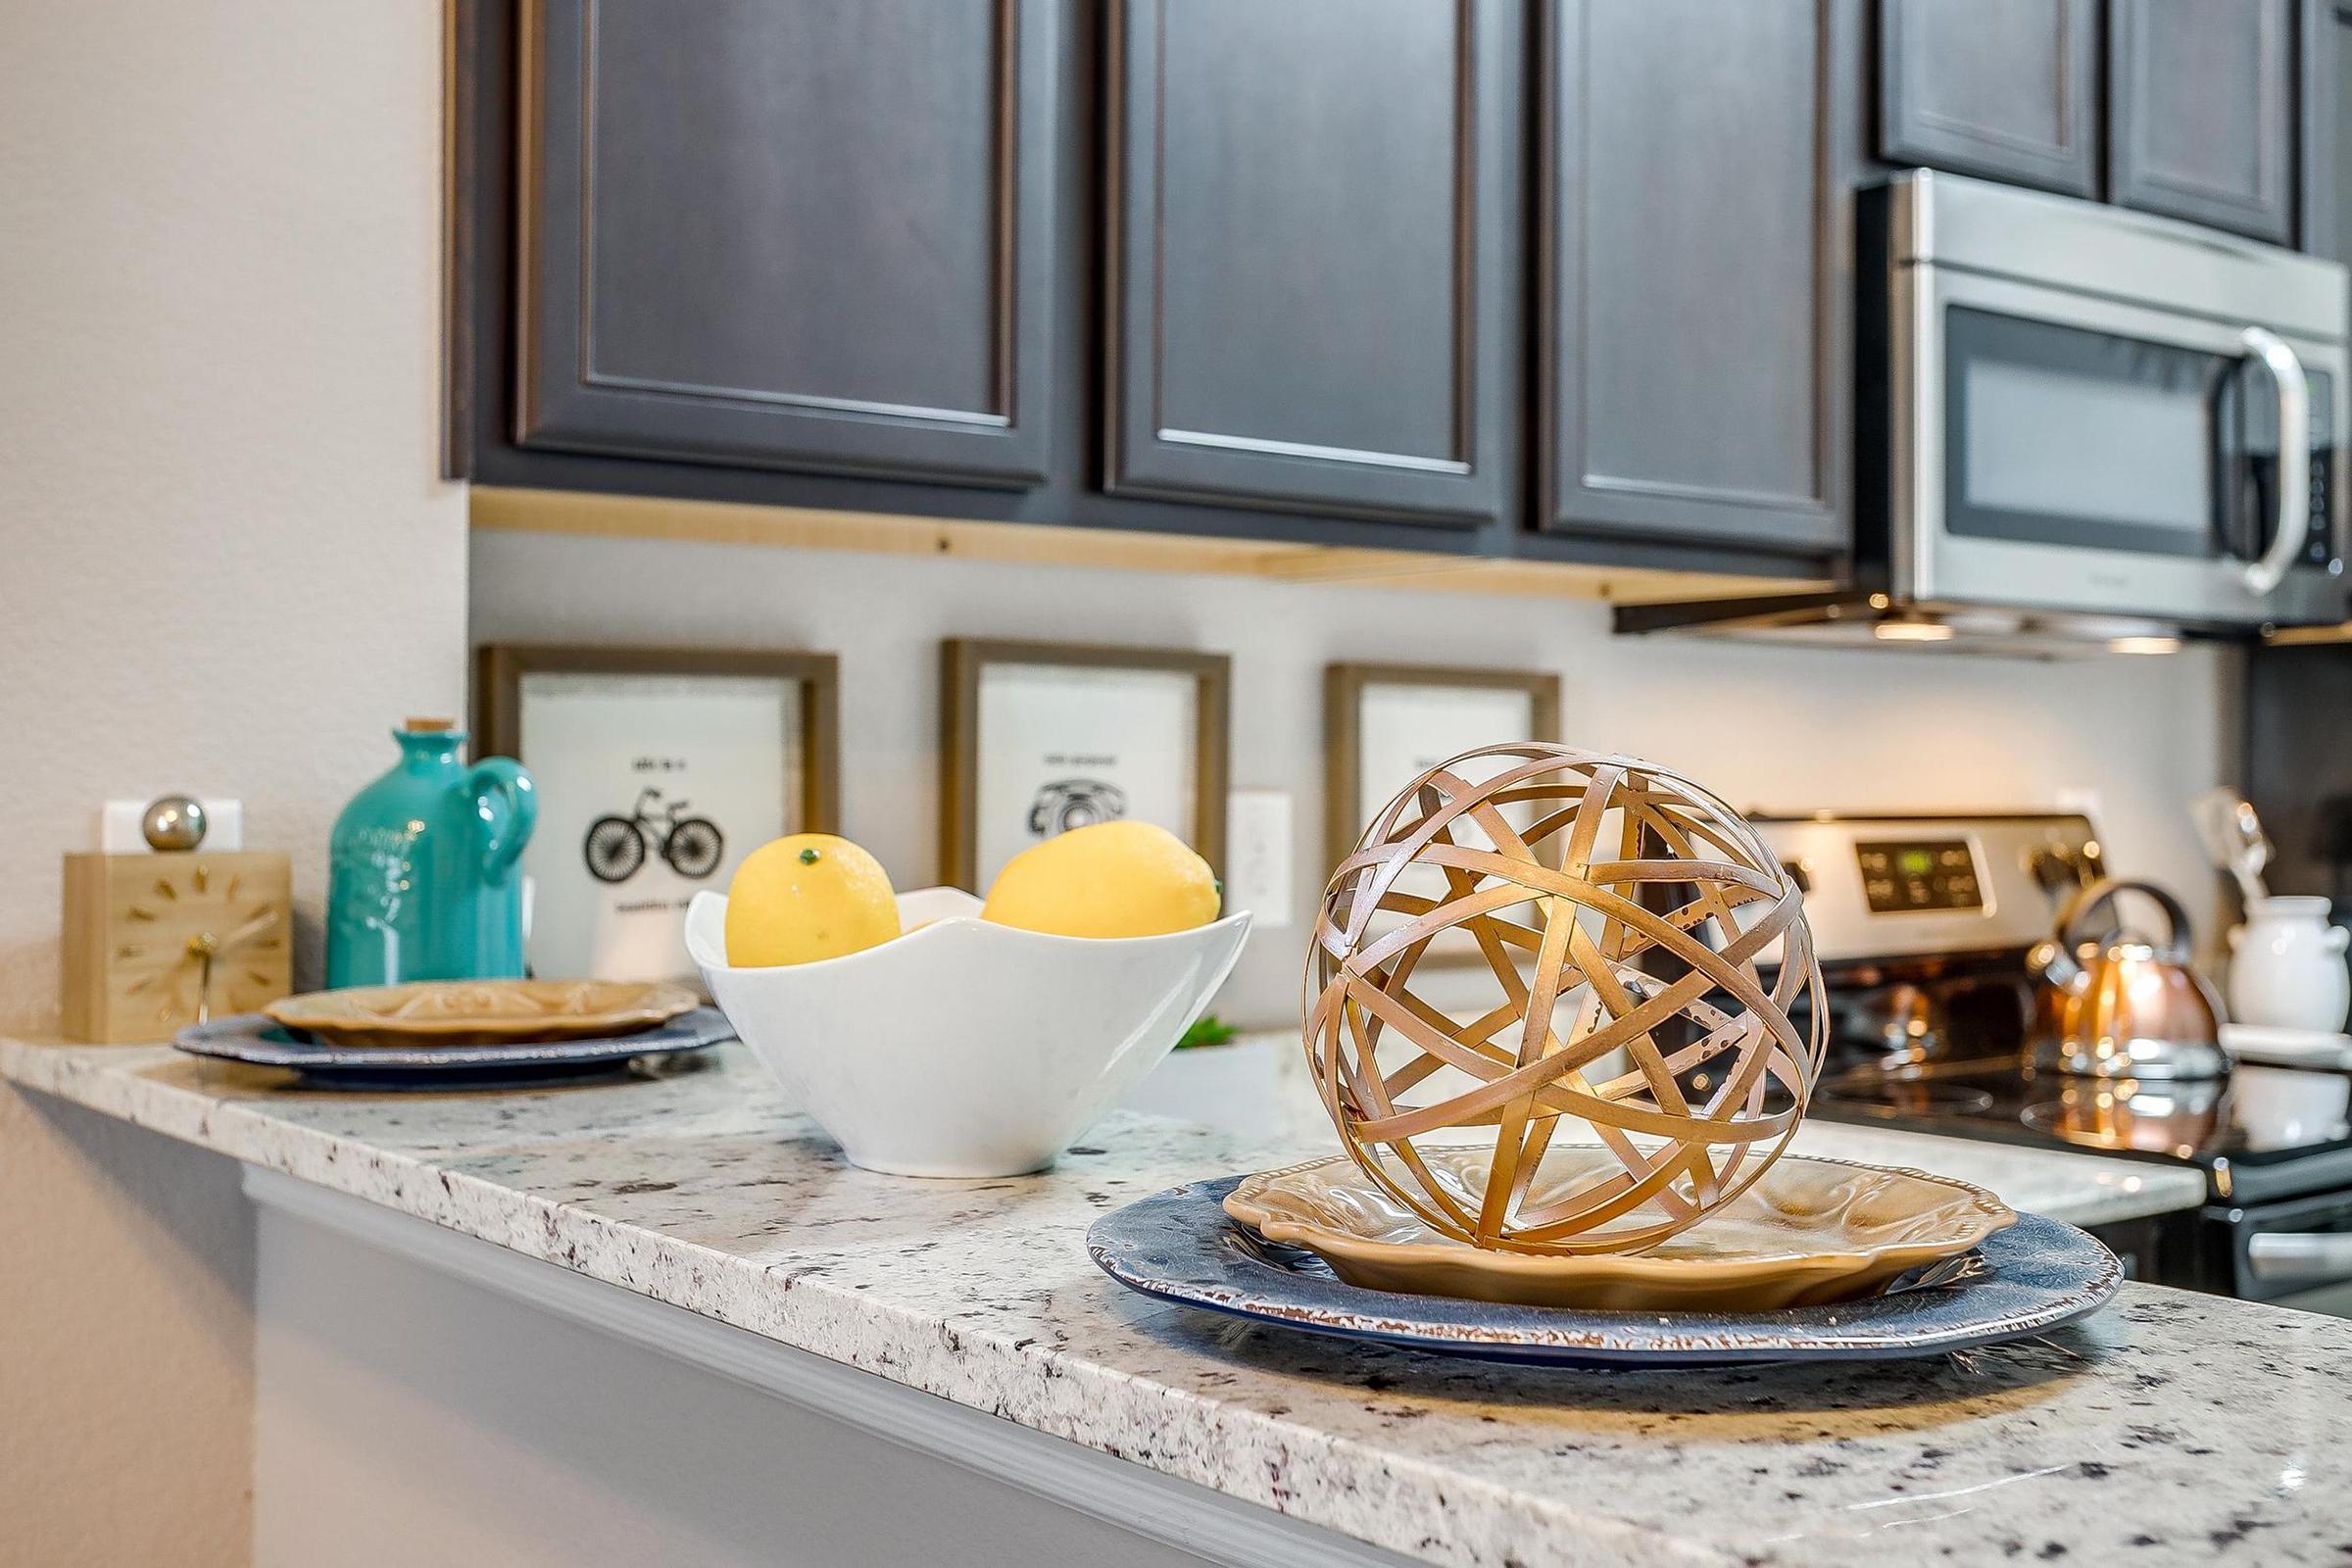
top-left (2238, 325), bottom-right (2311, 598)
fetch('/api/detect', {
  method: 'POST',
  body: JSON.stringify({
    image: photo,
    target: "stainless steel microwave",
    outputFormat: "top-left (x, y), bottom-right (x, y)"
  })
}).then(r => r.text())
top-left (1872, 171), bottom-right (2349, 630)
top-left (1621, 172), bottom-right (2352, 654)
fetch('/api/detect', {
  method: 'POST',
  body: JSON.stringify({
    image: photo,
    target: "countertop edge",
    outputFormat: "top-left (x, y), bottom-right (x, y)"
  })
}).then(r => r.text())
top-left (0, 1038), bottom-right (1735, 1568)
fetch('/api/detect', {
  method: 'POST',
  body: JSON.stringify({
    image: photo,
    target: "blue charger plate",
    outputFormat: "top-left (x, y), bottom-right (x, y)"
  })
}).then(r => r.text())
top-left (174, 1007), bottom-right (734, 1090)
top-left (1088, 1174), bottom-right (2120, 1368)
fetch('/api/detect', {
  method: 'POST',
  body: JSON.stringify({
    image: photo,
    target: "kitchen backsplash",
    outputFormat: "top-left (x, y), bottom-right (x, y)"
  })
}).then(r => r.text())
top-left (472, 524), bottom-right (2239, 1027)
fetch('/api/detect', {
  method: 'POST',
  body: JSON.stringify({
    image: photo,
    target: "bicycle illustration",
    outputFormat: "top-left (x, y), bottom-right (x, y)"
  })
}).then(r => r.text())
top-left (583, 787), bottom-right (725, 883)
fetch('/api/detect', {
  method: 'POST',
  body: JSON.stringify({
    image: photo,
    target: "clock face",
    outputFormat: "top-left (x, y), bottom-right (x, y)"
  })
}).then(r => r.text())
top-left (113, 858), bottom-right (289, 1030)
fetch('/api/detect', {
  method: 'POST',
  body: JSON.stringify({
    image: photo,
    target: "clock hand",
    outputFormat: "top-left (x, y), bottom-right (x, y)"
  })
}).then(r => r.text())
top-left (214, 908), bottom-right (279, 952)
top-left (187, 938), bottom-right (217, 1026)
top-left (183, 909), bottom-right (275, 1025)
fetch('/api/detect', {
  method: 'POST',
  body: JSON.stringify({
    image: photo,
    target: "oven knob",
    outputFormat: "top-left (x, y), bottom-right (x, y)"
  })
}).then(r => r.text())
top-left (2028, 846), bottom-right (2084, 893)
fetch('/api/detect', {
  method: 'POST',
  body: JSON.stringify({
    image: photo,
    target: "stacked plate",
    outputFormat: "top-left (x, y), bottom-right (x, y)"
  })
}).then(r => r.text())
top-left (175, 979), bottom-right (732, 1089)
top-left (1089, 1147), bottom-right (2121, 1368)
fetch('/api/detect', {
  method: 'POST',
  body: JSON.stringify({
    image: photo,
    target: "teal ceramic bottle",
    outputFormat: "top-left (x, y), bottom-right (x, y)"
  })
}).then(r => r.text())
top-left (326, 719), bottom-right (538, 988)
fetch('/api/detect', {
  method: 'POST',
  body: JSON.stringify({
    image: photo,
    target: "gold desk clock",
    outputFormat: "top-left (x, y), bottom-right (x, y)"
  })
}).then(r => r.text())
top-left (61, 797), bottom-right (292, 1042)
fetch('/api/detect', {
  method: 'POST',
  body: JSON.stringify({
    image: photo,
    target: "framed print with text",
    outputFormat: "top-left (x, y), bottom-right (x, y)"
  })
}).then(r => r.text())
top-left (942, 639), bottom-right (1229, 893)
top-left (1323, 662), bottom-right (1562, 873)
top-left (475, 645), bottom-right (839, 982)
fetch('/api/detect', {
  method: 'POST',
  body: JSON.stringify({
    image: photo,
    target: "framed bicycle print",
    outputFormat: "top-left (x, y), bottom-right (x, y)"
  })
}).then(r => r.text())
top-left (474, 644), bottom-right (840, 981)
top-left (1323, 662), bottom-right (1562, 875)
top-left (941, 639), bottom-right (1229, 893)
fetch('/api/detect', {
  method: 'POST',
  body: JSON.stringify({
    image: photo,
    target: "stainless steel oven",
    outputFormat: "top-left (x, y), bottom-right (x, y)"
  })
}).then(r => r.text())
top-left (2215, 1182), bottom-right (2352, 1317)
top-left (1876, 170), bottom-right (2351, 629)
top-left (1762, 808), bottom-right (2352, 1319)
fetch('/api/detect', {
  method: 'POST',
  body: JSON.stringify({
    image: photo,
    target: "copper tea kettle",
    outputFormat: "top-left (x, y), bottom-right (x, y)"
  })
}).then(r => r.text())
top-left (2027, 878), bottom-right (2229, 1080)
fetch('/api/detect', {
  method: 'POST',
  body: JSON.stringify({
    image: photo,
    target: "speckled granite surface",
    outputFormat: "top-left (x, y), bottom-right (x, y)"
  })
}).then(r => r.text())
top-left (6, 1038), bottom-right (2347, 1567)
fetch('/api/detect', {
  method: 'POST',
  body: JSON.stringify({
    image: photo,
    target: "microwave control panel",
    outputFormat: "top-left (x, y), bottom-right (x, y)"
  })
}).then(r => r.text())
top-left (1854, 840), bottom-right (1984, 914)
top-left (2304, 445), bottom-right (2336, 567)
top-left (2302, 376), bottom-right (2337, 569)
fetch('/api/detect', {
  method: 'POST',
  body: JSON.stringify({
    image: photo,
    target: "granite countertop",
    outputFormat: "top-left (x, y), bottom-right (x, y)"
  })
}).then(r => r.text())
top-left (7, 1036), bottom-right (2348, 1567)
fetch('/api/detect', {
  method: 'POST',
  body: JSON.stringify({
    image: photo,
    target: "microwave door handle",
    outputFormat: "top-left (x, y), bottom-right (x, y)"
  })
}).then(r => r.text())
top-left (2238, 325), bottom-right (2310, 597)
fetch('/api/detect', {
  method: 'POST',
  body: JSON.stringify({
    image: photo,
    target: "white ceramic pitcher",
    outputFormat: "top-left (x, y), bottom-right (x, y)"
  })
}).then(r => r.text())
top-left (2227, 896), bottom-right (2352, 1032)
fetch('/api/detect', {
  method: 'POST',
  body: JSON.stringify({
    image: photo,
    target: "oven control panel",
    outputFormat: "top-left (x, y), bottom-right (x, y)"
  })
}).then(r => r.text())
top-left (1854, 840), bottom-right (1983, 913)
top-left (1750, 812), bottom-right (2099, 964)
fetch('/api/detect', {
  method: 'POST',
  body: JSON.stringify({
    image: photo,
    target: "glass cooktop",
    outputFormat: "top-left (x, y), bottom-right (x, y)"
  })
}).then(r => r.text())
top-left (1811, 1054), bottom-right (2352, 1176)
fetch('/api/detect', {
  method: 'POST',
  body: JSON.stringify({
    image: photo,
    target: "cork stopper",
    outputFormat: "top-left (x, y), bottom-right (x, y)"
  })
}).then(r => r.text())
top-left (403, 716), bottom-right (457, 733)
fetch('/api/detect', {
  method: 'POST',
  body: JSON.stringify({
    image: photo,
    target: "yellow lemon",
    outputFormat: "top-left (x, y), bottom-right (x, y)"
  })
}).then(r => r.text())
top-left (981, 820), bottom-right (1220, 938)
top-left (724, 834), bottom-right (901, 966)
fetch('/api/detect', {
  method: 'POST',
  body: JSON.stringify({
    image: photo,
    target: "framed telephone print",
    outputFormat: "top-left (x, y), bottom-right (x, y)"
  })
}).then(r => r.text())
top-left (942, 639), bottom-right (1229, 893)
top-left (474, 644), bottom-right (840, 981)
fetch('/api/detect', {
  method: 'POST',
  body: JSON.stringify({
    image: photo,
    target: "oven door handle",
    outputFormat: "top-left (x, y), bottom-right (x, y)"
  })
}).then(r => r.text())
top-left (2245, 1231), bottom-right (2352, 1284)
top-left (2237, 325), bottom-right (2311, 598)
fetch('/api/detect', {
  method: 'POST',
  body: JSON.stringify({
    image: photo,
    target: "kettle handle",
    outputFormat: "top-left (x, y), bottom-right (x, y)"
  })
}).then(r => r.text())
top-left (466, 758), bottom-right (537, 885)
top-left (2057, 877), bottom-right (2195, 964)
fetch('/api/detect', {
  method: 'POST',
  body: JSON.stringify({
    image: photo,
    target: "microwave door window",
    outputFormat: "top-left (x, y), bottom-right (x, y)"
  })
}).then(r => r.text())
top-left (1944, 307), bottom-right (2220, 559)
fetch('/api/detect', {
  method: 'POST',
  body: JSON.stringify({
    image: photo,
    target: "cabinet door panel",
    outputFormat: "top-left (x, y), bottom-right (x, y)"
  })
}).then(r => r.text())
top-left (1542, 0), bottom-right (1851, 551)
top-left (516, 0), bottom-right (1054, 484)
top-left (2110, 0), bottom-right (2295, 243)
top-left (2308, 0), bottom-right (2341, 263)
top-left (1880, 0), bottom-right (2098, 197)
top-left (1104, 0), bottom-right (1517, 525)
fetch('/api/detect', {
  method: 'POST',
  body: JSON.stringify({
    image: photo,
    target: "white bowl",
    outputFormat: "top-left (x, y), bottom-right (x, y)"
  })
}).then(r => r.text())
top-left (686, 888), bottom-right (1250, 1177)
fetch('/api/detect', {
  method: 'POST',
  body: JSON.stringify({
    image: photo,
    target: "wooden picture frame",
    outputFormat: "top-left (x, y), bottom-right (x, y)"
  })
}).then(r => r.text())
top-left (942, 638), bottom-right (1230, 893)
top-left (475, 645), bottom-right (841, 829)
top-left (1323, 662), bottom-right (1562, 874)
top-left (472, 643), bottom-right (840, 978)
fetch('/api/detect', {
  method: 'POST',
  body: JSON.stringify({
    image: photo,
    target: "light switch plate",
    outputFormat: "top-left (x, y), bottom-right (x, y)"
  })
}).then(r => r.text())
top-left (99, 798), bottom-right (245, 854)
top-left (1223, 788), bottom-right (1294, 930)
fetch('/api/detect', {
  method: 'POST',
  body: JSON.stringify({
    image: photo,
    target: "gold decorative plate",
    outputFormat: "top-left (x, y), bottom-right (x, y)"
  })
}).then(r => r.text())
top-left (1223, 1148), bottom-right (2016, 1311)
top-left (265, 980), bottom-right (699, 1049)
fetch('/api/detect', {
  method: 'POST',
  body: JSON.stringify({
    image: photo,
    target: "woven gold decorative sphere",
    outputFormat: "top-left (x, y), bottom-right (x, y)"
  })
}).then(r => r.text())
top-left (1303, 742), bottom-right (1826, 1255)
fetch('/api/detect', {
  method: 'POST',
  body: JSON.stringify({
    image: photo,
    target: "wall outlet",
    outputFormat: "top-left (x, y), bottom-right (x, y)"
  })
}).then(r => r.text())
top-left (1223, 788), bottom-right (1294, 930)
top-left (98, 798), bottom-right (244, 853)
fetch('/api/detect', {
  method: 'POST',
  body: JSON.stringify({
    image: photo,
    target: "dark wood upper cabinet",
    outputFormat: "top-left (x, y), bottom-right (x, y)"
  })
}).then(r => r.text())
top-left (2109, 0), bottom-right (2296, 243)
top-left (2312, 0), bottom-right (2346, 262)
top-left (1102, 0), bottom-right (1519, 527)
top-left (514, 0), bottom-right (1056, 485)
top-left (1879, 0), bottom-right (2099, 197)
top-left (1540, 0), bottom-right (1854, 553)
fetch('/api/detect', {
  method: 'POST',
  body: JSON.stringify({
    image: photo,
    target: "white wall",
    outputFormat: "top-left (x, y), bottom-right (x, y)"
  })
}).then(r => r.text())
top-left (473, 527), bottom-right (2240, 1026)
top-left (0, 1), bottom-right (465, 1557)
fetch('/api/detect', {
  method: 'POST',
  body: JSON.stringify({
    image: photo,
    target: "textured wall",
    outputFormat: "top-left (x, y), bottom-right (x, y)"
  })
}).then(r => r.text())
top-left (0, 0), bottom-right (464, 1557)
top-left (473, 527), bottom-right (2240, 1026)
top-left (0, 1100), bottom-right (258, 1567)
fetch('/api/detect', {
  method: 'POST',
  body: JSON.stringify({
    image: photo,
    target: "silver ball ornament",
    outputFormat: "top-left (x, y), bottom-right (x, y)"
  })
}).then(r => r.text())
top-left (141, 794), bottom-right (208, 852)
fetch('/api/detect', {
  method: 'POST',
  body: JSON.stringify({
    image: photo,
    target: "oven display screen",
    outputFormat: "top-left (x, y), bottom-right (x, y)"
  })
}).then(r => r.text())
top-left (1855, 840), bottom-right (1983, 913)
